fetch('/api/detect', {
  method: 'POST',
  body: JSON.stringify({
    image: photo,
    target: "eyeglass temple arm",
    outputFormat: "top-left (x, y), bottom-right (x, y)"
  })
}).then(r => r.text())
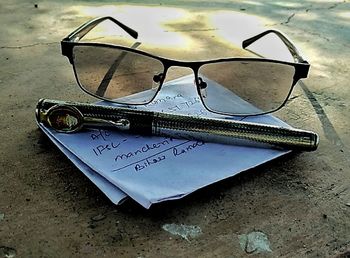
top-left (242, 30), bottom-right (307, 64)
top-left (63, 16), bottom-right (138, 42)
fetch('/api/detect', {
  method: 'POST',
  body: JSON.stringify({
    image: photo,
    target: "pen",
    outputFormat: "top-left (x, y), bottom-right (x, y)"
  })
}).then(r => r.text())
top-left (36, 98), bottom-right (319, 151)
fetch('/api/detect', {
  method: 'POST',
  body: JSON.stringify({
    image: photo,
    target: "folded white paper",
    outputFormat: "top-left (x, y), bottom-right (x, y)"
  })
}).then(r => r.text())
top-left (38, 75), bottom-right (290, 208)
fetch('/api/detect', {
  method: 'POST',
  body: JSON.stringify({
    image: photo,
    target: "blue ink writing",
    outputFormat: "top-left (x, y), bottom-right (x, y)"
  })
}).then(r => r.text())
top-left (115, 138), bottom-right (174, 162)
top-left (134, 155), bottom-right (166, 171)
top-left (92, 139), bottom-right (127, 156)
top-left (173, 141), bottom-right (205, 157)
top-left (90, 129), bottom-right (110, 141)
top-left (147, 94), bottom-right (183, 107)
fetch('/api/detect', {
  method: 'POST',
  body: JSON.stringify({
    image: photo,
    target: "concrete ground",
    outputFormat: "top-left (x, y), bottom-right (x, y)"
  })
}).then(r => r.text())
top-left (0, 0), bottom-right (349, 257)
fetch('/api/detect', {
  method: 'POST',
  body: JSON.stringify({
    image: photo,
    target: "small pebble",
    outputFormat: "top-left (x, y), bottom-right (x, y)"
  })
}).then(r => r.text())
top-left (345, 203), bottom-right (350, 207)
top-left (239, 231), bottom-right (272, 254)
top-left (0, 246), bottom-right (16, 258)
top-left (162, 223), bottom-right (202, 241)
top-left (0, 213), bottom-right (4, 221)
top-left (91, 214), bottom-right (106, 222)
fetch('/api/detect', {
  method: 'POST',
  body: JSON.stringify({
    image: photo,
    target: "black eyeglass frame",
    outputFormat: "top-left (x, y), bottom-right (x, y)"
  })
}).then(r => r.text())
top-left (61, 16), bottom-right (310, 116)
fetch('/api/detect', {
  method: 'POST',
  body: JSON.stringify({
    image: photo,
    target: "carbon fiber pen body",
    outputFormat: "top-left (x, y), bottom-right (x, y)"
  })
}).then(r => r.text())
top-left (36, 99), bottom-right (319, 151)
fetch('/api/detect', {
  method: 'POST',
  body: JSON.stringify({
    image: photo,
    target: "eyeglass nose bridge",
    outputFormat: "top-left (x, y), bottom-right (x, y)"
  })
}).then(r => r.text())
top-left (159, 62), bottom-right (205, 89)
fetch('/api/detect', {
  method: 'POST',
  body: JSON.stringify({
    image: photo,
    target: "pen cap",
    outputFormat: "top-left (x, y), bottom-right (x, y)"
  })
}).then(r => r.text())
top-left (36, 99), bottom-right (84, 133)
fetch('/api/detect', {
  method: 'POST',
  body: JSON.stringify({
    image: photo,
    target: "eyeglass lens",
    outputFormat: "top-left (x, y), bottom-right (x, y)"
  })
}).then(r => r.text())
top-left (198, 61), bottom-right (295, 115)
top-left (73, 45), bottom-right (164, 104)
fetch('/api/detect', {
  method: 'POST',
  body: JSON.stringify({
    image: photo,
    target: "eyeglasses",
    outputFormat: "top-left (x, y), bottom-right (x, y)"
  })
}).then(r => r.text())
top-left (61, 16), bottom-right (310, 116)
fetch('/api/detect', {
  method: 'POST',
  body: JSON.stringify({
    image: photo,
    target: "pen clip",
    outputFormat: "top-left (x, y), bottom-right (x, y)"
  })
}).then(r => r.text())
top-left (103, 118), bottom-right (130, 130)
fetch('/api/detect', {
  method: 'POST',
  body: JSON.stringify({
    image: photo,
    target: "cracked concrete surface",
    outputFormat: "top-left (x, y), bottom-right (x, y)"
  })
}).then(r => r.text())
top-left (0, 0), bottom-right (350, 257)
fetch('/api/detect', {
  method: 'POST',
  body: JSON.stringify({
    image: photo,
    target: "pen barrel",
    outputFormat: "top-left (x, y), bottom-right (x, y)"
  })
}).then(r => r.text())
top-left (153, 113), bottom-right (318, 151)
top-left (36, 99), bottom-right (319, 151)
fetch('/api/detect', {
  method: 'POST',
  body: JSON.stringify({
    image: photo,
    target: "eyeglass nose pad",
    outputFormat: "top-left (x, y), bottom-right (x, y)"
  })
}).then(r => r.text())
top-left (198, 77), bottom-right (207, 89)
top-left (198, 77), bottom-right (208, 98)
top-left (153, 73), bottom-right (164, 83)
